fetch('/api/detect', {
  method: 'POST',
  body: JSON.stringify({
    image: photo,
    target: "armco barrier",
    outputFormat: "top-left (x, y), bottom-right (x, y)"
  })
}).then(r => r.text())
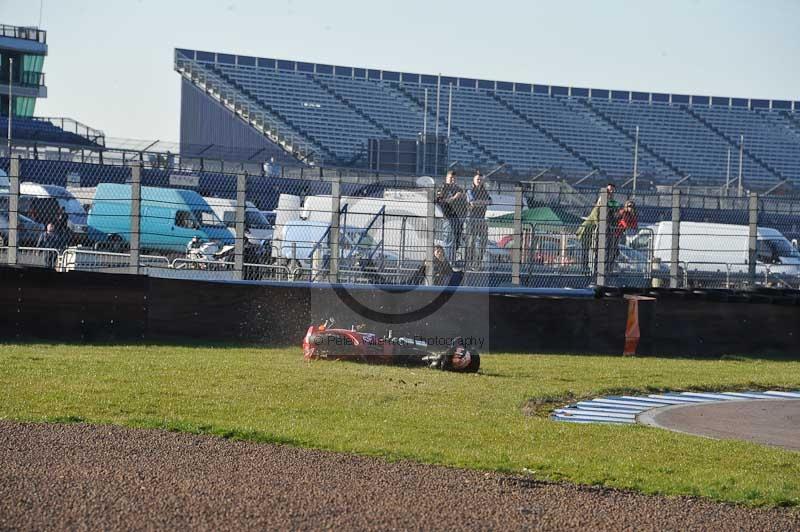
top-left (0, 266), bottom-right (798, 357)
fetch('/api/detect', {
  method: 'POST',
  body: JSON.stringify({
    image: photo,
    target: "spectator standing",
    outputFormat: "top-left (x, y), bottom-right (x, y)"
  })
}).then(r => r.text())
top-left (36, 223), bottom-right (62, 268)
top-left (616, 200), bottom-right (638, 234)
top-left (264, 157), bottom-right (281, 178)
top-left (576, 183), bottom-right (621, 272)
top-left (609, 199), bottom-right (638, 267)
top-left (37, 223), bottom-right (60, 249)
top-left (465, 171), bottom-right (492, 269)
top-left (436, 170), bottom-right (468, 262)
top-left (54, 206), bottom-right (70, 247)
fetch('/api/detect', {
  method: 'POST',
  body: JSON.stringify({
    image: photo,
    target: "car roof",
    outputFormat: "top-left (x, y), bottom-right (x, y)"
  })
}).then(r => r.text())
top-left (96, 183), bottom-right (208, 207)
top-left (21, 182), bottom-right (73, 197)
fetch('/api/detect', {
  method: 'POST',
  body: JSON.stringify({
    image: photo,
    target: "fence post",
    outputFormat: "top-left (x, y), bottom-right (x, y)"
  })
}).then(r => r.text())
top-left (329, 177), bottom-right (341, 283)
top-left (596, 189), bottom-right (608, 286)
top-left (425, 187), bottom-right (435, 286)
top-left (7, 156), bottom-right (19, 266)
top-left (129, 163), bottom-right (141, 275)
top-left (511, 186), bottom-right (523, 285)
top-left (748, 192), bottom-right (758, 287)
top-left (670, 189), bottom-right (681, 288)
top-left (234, 172), bottom-right (247, 280)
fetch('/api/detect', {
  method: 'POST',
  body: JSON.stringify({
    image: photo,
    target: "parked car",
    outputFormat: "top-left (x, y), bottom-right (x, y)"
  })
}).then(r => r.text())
top-left (88, 184), bottom-right (234, 255)
top-left (260, 210), bottom-right (277, 228)
top-left (0, 211), bottom-right (46, 247)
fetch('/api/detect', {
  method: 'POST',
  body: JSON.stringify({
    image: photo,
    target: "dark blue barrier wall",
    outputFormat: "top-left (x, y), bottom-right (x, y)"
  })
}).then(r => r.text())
top-left (1, 267), bottom-right (798, 357)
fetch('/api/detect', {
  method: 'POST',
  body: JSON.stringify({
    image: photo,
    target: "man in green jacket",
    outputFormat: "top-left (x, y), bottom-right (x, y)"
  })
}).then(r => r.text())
top-left (576, 183), bottom-right (620, 272)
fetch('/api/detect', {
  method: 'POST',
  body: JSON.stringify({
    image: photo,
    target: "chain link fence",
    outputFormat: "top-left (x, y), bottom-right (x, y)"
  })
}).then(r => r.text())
top-left (3, 154), bottom-right (800, 290)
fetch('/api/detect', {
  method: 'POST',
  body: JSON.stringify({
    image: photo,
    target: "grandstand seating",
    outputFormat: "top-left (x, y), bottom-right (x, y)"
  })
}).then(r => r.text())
top-left (175, 49), bottom-right (800, 191)
top-left (1, 116), bottom-right (104, 149)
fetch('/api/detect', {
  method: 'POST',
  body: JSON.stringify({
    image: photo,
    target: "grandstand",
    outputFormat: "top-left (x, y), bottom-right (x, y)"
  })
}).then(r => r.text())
top-left (1, 116), bottom-right (105, 149)
top-left (1, 24), bottom-right (105, 152)
top-left (175, 48), bottom-right (800, 192)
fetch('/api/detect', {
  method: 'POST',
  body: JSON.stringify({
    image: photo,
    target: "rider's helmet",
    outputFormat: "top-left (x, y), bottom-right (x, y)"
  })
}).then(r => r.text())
top-left (447, 337), bottom-right (474, 370)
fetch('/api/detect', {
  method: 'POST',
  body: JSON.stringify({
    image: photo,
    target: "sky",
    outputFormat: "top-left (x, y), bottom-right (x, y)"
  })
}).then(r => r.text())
top-left (2, 0), bottom-right (799, 142)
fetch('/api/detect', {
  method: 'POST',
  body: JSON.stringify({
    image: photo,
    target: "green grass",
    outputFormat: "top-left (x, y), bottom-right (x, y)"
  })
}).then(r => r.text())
top-left (1, 344), bottom-right (800, 507)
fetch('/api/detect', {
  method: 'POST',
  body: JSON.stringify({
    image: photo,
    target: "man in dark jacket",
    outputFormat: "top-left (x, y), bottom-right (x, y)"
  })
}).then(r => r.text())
top-left (36, 223), bottom-right (62, 268)
top-left (465, 171), bottom-right (492, 269)
top-left (408, 244), bottom-right (454, 286)
top-left (37, 223), bottom-right (60, 249)
top-left (436, 170), bottom-right (468, 262)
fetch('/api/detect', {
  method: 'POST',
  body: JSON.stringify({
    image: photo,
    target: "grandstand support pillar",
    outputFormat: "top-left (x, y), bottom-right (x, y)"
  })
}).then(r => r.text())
top-left (670, 189), bottom-right (681, 288)
top-left (632, 125), bottom-right (639, 197)
top-left (748, 192), bottom-right (758, 287)
top-left (6, 58), bottom-right (12, 155)
top-left (425, 187), bottom-right (435, 286)
top-left (329, 178), bottom-right (341, 283)
top-left (511, 186), bottom-right (523, 286)
top-left (737, 135), bottom-right (744, 197)
top-left (129, 164), bottom-right (141, 275)
top-left (7, 156), bottom-right (19, 266)
top-left (596, 190), bottom-right (608, 287)
top-left (234, 173), bottom-right (247, 280)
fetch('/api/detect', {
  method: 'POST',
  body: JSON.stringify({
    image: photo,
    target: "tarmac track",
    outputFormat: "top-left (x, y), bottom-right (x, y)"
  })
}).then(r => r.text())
top-left (0, 421), bottom-right (798, 531)
top-left (641, 399), bottom-right (800, 450)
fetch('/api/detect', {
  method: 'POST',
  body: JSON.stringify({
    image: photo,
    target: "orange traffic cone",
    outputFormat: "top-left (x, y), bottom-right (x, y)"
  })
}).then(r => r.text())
top-left (623, 298), bottom-right (640, 356)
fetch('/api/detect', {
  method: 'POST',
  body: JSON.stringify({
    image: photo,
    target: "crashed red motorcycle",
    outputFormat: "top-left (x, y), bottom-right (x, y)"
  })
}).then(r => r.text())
top-left (303, 319), bottom-right (480, 373)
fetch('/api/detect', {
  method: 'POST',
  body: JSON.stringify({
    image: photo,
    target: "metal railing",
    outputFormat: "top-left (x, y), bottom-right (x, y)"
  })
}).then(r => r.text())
top-left (0, 24), bottom-right (46, 43)
top-left (60, 248), bottom-right (170, 272)
top-left (0, 246), bottom-right (60, 268)
top-left (35, 117), bottom-right (105, 145)
top-left (7, 71), bottom-right (46, 88)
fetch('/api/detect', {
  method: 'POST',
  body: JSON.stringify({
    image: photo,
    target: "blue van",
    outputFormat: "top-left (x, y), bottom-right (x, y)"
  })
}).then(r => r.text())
top-left (88, 183), bottom-right (234, 254)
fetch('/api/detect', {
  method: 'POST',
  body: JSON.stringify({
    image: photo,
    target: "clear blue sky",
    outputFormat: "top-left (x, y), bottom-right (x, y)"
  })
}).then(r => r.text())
top-left (4, 0), bottom-right (799, 141)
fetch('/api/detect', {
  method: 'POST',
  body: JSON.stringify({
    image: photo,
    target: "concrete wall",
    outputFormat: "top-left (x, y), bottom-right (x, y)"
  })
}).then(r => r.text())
top-left (1, 267), bottom-right (798, 357)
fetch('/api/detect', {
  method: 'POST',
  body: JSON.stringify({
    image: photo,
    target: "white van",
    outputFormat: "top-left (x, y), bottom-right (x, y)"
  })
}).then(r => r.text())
top-left (18, 182), bottom-right (89, 243)
top-left (631, 221), bottom-right (800, 276)
top-left (277, 189), bottom-right (445, 264)
top-left (278, 219), bottom-right (399, 271)
top-left (204, 197), bottom-right (274, 245)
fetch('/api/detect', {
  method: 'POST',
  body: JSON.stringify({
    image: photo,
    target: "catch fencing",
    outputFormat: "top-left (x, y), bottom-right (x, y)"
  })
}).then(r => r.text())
top-left (2, 155), bottom-right (800, 291)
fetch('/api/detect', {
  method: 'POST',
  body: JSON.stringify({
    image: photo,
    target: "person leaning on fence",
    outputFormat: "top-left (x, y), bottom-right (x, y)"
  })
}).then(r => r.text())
top-left (436, 170), bottom-right (468, 262)
top-left (608, 199), bottom-right (639, 268)
top-left (576, 183), bottom-right (621, 272)
top-left (616, 200), bottom-right (638, 235)
top-left (465, 171), bottom-right (492, 270)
